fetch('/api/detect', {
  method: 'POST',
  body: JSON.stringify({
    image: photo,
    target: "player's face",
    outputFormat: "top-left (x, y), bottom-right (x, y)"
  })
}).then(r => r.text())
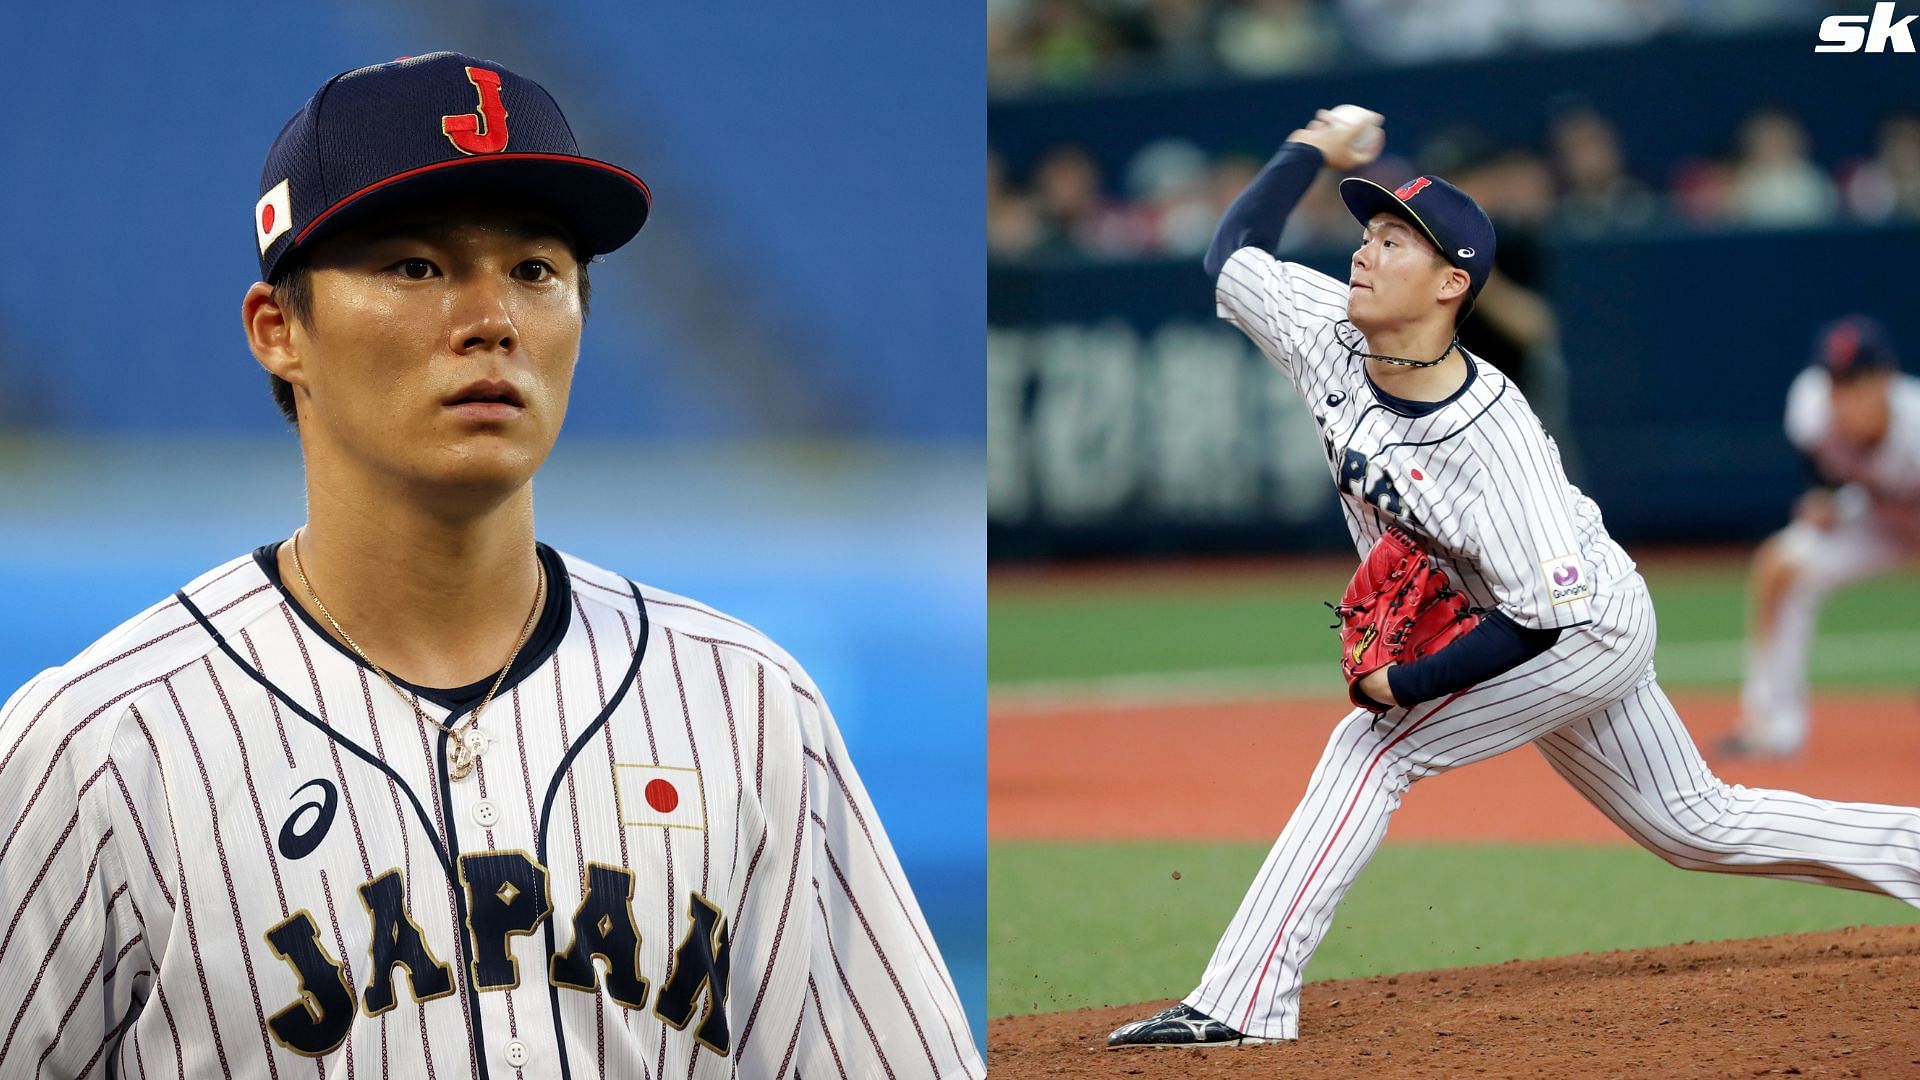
top-left (1829, 371), bottom-right (1893, 445)
top-left (1347, 214), bottom-right (1457, 332)
top-left (282, 200), bottom-right (584, 497)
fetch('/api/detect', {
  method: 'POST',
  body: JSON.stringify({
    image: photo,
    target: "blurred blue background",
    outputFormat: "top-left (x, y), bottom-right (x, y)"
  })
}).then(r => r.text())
top-left (0, 1), bottom-right (983, 1041)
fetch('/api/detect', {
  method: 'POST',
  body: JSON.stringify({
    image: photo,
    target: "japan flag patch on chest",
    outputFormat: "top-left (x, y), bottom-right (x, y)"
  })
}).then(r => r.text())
top-left (616, 764), bottom-right (708, 831)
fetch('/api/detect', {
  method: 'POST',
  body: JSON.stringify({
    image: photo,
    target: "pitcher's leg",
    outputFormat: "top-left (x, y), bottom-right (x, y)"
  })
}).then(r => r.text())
top-left (1181, 621), bottom-right (1654, 1039)
top-left (1541, 679), bottom-right (1920, 903)
top-left (1181, 706), bottom-right (1417, 1039)
top-left (1115, 585), bottom-right (1658, 1046)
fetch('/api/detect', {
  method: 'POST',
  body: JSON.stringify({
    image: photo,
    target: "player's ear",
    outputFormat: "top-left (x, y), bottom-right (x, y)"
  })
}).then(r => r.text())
top-left (1437, 266), bottom-right (1472, 306)
top-left (243, 281), bottom-right (305, 389)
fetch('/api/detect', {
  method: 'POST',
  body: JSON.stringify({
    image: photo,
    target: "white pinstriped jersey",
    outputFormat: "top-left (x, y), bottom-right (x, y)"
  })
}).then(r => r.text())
top-left (1786, 367), bottom-right (1920, 531)
top-left (1216, 246), bottom-right (1635, 631)
top-left (1186, 247), bottom-right (1920, 1045)
top-left (0, 545), bottom-right (982, 1079)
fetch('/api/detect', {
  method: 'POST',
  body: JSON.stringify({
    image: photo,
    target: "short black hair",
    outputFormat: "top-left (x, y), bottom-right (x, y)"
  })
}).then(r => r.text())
top-left (265, 247), bottom-right (594, 425)
top-left (1423, 245), bottom-right (1474, 328)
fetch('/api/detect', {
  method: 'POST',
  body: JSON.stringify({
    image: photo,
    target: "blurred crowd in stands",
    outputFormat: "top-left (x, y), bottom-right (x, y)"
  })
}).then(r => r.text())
top-left (989, 107), bottom-right (1920, 262)
top-left (988, 0), bottom-right (1818, 88)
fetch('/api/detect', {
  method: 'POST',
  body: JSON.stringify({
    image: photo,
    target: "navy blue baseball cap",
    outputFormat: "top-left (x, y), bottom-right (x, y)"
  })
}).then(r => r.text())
top-left (254, 52), bottom-right (651, 282)
top-left (1811, 315), bottom-right (1898, 380)
top-left (1339, 174), bottom-right (1496, 303)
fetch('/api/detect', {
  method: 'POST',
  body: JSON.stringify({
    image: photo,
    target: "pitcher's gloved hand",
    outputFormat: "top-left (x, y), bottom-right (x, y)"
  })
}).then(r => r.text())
top-left (1332, 526), bottom-right (1481, 712)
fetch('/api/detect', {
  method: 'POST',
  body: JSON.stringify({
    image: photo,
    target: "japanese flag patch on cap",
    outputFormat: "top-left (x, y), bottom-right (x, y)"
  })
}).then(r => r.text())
top-left (256, 179), bottom-right (292, 254)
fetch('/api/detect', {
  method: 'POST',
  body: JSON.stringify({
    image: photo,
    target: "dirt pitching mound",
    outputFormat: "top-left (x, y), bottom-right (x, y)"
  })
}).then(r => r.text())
top-left (989, 924), bottom-right (1920, 1078)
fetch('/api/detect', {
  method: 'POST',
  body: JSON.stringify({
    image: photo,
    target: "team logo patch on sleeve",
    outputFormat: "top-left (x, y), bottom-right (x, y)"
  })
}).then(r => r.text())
top-left (615, 764), bottom-right (707, 831)
top-left (1541, 554), bottom-right (1593, 606)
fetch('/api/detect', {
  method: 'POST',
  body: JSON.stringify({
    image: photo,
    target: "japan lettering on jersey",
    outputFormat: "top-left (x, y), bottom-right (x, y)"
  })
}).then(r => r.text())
top-left (1215, 246), bottom-right (1636, 630)
top-left (0, 549), bottom-right (983, 1079)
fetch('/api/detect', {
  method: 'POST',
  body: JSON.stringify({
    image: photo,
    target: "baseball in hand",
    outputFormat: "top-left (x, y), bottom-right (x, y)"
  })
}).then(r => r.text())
top-left (1296, 104), bottom-right (1386, 169)
top-left (1328, 104), bottom-right (1384, 157)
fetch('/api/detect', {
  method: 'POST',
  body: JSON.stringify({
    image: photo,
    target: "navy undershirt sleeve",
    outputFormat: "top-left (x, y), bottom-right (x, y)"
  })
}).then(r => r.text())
top-left (1202, 141), bottom-right (1326, 279)
top-left (1384, 609), bottom-right (1563, 708)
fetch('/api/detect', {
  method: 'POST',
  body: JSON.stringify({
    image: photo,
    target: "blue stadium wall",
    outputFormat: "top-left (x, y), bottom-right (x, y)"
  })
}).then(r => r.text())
top-left (0, 2), bottom-right (983, 442)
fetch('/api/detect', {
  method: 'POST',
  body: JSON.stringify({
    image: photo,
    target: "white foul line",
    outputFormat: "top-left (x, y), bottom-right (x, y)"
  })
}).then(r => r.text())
top-left (989, 629), bottom-right (1920, 716)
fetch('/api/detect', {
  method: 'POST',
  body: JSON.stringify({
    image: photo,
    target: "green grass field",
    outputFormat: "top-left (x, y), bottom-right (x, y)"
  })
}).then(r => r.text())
top-left (990, 562), bottom-right (1920, 691)
top-left (990, 841), bottom-right (1920, 1017)
top-left (989, 561), bottom-right (1920, 1018)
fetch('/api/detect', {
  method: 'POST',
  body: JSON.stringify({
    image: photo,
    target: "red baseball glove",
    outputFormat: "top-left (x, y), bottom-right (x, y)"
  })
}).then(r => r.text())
top-left (1332, 526), bottom-right (1482, 712)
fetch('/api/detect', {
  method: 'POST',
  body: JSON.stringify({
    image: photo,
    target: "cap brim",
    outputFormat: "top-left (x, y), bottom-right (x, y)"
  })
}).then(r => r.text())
top-left (292, 153), bottom-right (651, 260)
top-left (1339, 177), bottom-right (1448, 264)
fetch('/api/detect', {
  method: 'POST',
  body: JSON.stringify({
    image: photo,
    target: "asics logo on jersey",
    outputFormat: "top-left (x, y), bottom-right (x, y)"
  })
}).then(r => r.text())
top-left (277, 778), bottom-right (338, 860)
top-left (1326, 391), bottom-right (1346, 406)
top-left (266, 855), bottom-right (734, 1058)
top-left (1817, 3), bottom-right (1917, 52)
top-left (442, 66), bottom-right (512, 154)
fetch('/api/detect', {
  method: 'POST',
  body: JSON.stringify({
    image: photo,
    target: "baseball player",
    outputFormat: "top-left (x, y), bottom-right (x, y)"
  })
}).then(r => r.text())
top-left (0, 53), bottom-right (982, 1079)
top-left (1725, 315), bottom-right (1920, 758)
top-left (1107, 106), bottom-right (1920, 1048)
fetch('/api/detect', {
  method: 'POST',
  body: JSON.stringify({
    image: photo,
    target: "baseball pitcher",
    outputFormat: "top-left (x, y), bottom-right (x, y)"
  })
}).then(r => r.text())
top-left (1107, 106), bottom-right (1920, 1048)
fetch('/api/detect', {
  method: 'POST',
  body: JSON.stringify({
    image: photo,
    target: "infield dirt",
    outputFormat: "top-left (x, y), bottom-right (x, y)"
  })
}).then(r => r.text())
top-left (989, 923), bottom-right (1920, 1077)
top-left (990, 691), bottom-right (1920, 1075)
top-left (990, 691), bottom-right (1920, 843)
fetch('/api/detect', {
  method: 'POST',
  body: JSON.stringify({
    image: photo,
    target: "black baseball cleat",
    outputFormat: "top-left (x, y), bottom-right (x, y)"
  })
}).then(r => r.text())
top-left (1107, 1004), bottom-right (1269, 1048)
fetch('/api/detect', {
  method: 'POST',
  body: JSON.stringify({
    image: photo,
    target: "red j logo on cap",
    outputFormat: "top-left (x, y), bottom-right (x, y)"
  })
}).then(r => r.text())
top-left (442, 66), bottom-right (510, 155)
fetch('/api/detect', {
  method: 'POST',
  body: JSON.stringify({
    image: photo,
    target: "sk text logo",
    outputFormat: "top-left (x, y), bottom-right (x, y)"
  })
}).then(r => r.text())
top-left (1818, 3), bottom-right (1917, 52)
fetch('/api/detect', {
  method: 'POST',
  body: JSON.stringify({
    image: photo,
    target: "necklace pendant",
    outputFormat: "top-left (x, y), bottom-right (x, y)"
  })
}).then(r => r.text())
top-left (448, 739), bottom-right (476, 782)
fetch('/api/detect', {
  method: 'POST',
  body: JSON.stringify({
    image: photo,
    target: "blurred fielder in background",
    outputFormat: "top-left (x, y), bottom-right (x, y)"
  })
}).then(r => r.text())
top-left (1730, 316), bottom-right (1920, 758)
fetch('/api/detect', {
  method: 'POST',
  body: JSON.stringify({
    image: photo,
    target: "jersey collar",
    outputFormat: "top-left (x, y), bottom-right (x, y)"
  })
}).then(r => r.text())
top-left (1365, 349), bottom-right (1481, 418)
top-left (250, 540), bottom-right (574, 712)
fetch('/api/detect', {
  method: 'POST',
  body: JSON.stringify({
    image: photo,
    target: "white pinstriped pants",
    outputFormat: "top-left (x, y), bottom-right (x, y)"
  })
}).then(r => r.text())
top-left (1740, 496), bottom-right (1920, 754)
top-left (1186, 573), bottom-right (1920, 1040)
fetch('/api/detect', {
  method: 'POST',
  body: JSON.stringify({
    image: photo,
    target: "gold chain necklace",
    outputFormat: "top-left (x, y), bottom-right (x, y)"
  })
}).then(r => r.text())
top-left (288, 529), bottom-right (545, 781)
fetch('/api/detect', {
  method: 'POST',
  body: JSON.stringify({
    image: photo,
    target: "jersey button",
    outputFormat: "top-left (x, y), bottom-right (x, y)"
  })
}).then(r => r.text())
top-left (472, 800), bottom-right (500, 828)
top-left (504, 1039), bottom-right (529, 1068)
